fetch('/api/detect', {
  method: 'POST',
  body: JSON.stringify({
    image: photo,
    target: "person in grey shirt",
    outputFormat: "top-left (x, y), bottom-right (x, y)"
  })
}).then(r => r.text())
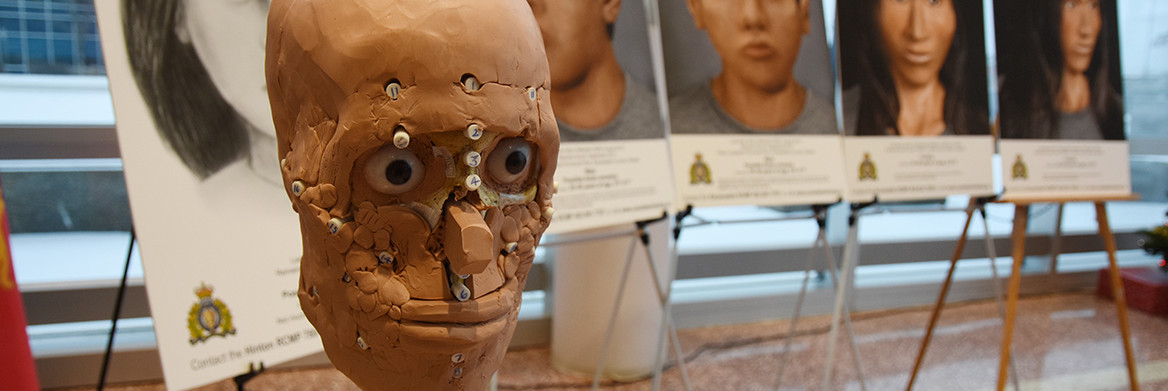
top-left (671, 0), bottom-right (836, 135)
top-left (528, 0), bottom-right (665, 142)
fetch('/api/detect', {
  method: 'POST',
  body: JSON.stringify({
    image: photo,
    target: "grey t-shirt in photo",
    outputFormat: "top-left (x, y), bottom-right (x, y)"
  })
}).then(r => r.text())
top-left (557, 74), bottom-right (666, 142)
top-left (668, 81), bottom-right (837, 135)
top-left (1057, 109), bottom-right (1104, 140)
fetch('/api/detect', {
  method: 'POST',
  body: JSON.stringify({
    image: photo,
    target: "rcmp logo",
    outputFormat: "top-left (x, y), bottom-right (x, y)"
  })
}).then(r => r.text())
top-left (859, 153), bottom-right (877, 181)
top-left (690, 153), bottom-right (712, 184)
top-left (188, 283), bottom-right (236, 345)
top-left (1011, 154), bottom-right (1028, 179)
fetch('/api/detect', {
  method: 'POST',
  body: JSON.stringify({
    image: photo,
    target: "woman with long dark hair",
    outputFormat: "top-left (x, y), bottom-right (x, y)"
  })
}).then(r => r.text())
top-left (997, 0), bottom-right (1124, 140)
top-left (122, 0), bottom-right (277, 181)
top-left (840, 0), bottom-right (990, 136)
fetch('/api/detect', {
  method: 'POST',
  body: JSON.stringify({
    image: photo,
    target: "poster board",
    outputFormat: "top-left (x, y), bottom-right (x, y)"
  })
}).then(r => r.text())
top-left (660, 0), bottom-right (847, 208)
top-left (994, 0), bottom-right (1131, 199)
top-left (836, 0), bottom-right (995, 202)
top-left (95, 2), bottom-right (320, 389)
top-left (543, 0), bottom-right (676, 233)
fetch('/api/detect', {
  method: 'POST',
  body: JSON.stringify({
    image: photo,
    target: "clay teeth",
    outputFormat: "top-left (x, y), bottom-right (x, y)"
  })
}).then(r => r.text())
top-left (393, 128), bottom-right (410, 149)
top-left (377, 252), bottom-right (394, 265)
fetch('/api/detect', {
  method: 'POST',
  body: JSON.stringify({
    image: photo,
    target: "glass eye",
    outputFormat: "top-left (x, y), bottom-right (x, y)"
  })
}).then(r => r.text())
top-left (364, 145), bottom-right (426, 194)
top-left (485, 138), bottom-right (536, 187)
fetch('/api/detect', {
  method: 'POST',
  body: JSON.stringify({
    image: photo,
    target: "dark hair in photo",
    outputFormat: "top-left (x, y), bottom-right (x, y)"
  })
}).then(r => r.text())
top-left (122, 0), bottom-right (250, 179)
top-left (839, 0), bottom-right (990, 136)
top-left (996, 0), bottom-right (1124, 140)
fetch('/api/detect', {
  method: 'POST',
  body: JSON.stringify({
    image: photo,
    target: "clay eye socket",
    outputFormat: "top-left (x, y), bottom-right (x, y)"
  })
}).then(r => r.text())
top-left (485, 138), bottom-right (536, 188)
top-left (364, 145), bottom-right (426, 195)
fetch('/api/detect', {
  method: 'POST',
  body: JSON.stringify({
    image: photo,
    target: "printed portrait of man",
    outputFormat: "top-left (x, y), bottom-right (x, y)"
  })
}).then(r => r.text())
top-left (529, 0), bottom-right (666, 142)
top-left (667, 0), bottom-right (837, 135)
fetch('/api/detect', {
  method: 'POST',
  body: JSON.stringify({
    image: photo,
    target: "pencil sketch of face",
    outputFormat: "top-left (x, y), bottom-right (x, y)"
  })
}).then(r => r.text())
top-left (122, 0), bottom-right (278, 181)
top-left (181, 0), bottom-right (275, 137)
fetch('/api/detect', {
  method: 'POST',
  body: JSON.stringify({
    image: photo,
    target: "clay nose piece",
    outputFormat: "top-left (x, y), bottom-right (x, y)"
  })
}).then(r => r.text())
top-left (443, 199), bottom-right (494, 276)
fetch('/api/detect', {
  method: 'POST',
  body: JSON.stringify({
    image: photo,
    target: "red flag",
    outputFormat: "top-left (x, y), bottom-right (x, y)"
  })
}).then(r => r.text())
top-left (0, 184), bottom-right (39, 390)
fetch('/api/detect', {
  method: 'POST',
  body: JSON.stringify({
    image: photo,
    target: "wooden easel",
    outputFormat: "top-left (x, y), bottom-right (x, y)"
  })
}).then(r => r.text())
top-left (907, 195), bottom-right (1141, 391)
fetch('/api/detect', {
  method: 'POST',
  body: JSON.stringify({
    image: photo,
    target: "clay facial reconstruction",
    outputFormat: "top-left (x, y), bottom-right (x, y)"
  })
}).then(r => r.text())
top-left (265, 0), bottom-right (559, 389)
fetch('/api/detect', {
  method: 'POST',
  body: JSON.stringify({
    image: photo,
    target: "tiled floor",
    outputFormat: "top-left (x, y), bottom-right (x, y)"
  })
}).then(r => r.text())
top-left (63, 291), bottom-right (1168, 390)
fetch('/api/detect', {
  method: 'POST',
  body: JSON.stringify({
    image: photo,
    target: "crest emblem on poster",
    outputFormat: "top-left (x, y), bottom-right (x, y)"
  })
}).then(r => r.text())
top-left (859, 153), bottom-right (877, 181)
top-left (690, 153), bottom-right (712, 184)
top-left (187, 283), bottom-right (236, 344)
top-left (1011, 154), bottom-right (1028, 179)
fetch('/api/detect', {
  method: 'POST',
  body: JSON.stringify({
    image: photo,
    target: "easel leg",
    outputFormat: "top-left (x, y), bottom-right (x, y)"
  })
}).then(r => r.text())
top-left (821, 208), bottom-right (862, 391)
top-left (776, 206), bottom-right (830, 390)
top-left (998, 204), bottom-right (1029, 391)
top-left (1095, 202), bottom-right (1140, 391)
top-left (907, 204), bottom-right (977, 390)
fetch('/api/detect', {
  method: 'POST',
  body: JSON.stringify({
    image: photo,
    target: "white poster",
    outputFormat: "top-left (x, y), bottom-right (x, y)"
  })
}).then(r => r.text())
top-left (661, 0), bottom-right (846, 207)
top-left (836, 0), bottom-right (995, 202)
top-left (843, 136), bottom-right (995, 202)
top-left (95, 1), bottom-right (320, 389)
top-left (993, 0), bottom-right (1131, 200)
top-left (1000, 140), bottom-right (1131, 199)
top-left (533, 0), bottom-right (675, 233)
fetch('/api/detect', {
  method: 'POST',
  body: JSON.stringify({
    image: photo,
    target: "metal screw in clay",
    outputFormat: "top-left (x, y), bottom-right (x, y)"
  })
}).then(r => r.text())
top-left (464, 174), bottom-right (482, 191)
top-left (291, 180), bottom-right (306, 196)
top-left (463, 151), bottom-right (481, 168)
top-left (377, 252), bottom-right (394, 265)
top-left (385, 81), bottom-right (401, 100)
top-left (393, 128), bottom-right (410, 149)
top-left (465, 123), bottom-right (482, 140)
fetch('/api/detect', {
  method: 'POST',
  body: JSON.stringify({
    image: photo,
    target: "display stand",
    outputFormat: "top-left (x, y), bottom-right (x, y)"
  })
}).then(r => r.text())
top-left (774, 203), bottom-right (868, 391)
top-left (648, 207), bottom-right (694, 391)
top-left (819, 201), bottom-right (874, 391)
top-left (907, 195), bottom-right (1141, 391)
top-left (905, 197), bottom-right (1020, 391)
top-left (97, 229), bottom-right (135, 391)
top-left (232, 362), bottom-right (264, 391)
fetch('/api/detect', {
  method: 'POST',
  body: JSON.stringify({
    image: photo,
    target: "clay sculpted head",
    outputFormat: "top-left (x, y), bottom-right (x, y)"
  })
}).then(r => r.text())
top-left (265, 0), bottom-right (559, 389)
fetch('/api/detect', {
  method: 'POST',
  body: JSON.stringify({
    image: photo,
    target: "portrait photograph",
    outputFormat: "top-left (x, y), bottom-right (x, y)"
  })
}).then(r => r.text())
top-left (995, 0), bottom-right (1125, 140)
top-left (662, 0), bottom-right (838, 135)
top-left (838, 0), bottom-right (991, 137)
top-left (530, 0), bottom-right (666, 142)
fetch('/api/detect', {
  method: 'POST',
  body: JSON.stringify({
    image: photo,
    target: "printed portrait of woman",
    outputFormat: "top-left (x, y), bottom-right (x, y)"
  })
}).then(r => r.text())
top-left (121, 0), bottom-right (279, 184)
top-left (839, 0), bottom-right (990, 136)
top-left (996, 0), bottom-right (1124, 140)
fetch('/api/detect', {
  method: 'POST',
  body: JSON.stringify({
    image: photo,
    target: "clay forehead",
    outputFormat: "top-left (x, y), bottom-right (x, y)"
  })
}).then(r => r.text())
top-left (291, 0), bottom-right (550, 96)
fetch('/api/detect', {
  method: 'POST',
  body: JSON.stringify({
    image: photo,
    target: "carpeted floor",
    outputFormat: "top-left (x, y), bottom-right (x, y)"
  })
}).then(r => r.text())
top-left (59, 291), bottom-right (1168, 390)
